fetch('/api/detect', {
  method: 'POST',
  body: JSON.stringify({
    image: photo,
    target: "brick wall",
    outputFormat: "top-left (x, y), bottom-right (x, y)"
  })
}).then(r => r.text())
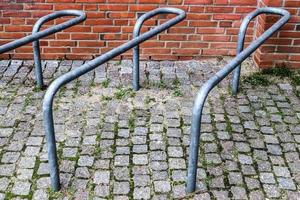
top-left (0, 0), bottom-right (298, 68)
top-left (254, 0), bottom-right (300, 68)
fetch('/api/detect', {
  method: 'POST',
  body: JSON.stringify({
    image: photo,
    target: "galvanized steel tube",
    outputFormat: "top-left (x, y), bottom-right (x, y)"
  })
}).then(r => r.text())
top-left (187, 7), bottom-right (290, 193)
top-left (132, 8), bottom-right (184, 91)
top-left (43, 7), bottom-right (186, 191)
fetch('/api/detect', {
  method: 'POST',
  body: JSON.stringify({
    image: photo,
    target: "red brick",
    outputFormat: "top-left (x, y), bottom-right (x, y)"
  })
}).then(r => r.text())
top-left (151, 55), bottom-right (178, 60)
top-left (49, 41), bottom-right (77, 47)
top-left (103, 34), bottom-right (128, 40)
top-left (93, 26), bottom-right (121, 33)
top-left (54, 4), bottom-right (83, 10)
top-left (213, 14), bottom-right (242, 20)
top-left (76, 0), bottom-right (104, 2)
top-left (168, 0), bottom-right (183, 4)
top-left (84, 4), bottom-right (98, 11)
top-left (205, 6), bottom-right (234, 13)
top-left (277, 46), bottom-right (300, 53)
top-left (0, 4), bottom-right (23, 10)
top-left (3, 11), bottom-right (31, 17)
top-left (139, 0), bottom-right (165, 3)
top-left (219, 21), bottom-right (233, 27)
top-left (0, 32), bottom-right (25, 39)
top-left (189, 21), bottom-right (218, 27)
top-left (44, 47), bottom-right (70, 53)
top-left (143, 48), bottom-right (171, 54)
top-left (181, 42), bottom-right (209, 48)
top-left (230, 0), bottom-right (257, 5)
top-left (186, 14), bottom-right (211, 20)
top-left (285, 1), bottom-right (300, 7)
top-left (72, 48), bottom-right (99, 53)
top-left (185, 0), bottom-right (212, 4)
top-left (71, 33), bottom-right (99, 40)
top-left (140, 41), bottom-right (165, 48)
top-left (99, 5), bottom-right (128, 11)
top-left (64, 26), bottom-right (91, 33)
top-left (5, 26), bottom-right (32, 32)
top-left (160, 34), bottom-right (187, 41)
top-left (210, 42), bottom-right (236, 49)
top-left (197, 28), bottom-right (224, 34)
top-left (203, 35), bottom-right (231, 42)
top-left (108, 12), bottom-right (135, 19)
top-left (85, 19), bottom-right (113, 26)
top-left (78, 41), bottom-right (105, 47)
top-left (172, 48), bottom-right (200, 55)
top-left (290, 55), bottom-right (300, 61)
top-left (203, 49), bottom-right (229, 55)
top-left (214, 0), bottom-right (228, 5)
top-left (166, 42), bottom-right (180, 48)
top-left (280, 31), bottom-right (300, 38)
top-left (0, 18), bottom-right (10, 24)
top-left (129, 5), bottom-right (157, 12)
top-left (168, 27), bottom-right (195, 34)
top-left (24, 4), bottom-right (53, 10)
top-left (189, 6), bottom-right (205, 13)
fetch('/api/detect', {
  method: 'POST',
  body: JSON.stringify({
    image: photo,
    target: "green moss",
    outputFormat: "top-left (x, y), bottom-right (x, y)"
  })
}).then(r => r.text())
top-left (243, 73), bottom-right (270, 86)
top-left (101, 95), bottom-right (112, 101)
top-left (101, 79), bottom-right (110, 88)
top-left (114, 87), bottom-right (134, 100)
top-left (262, 66), bottom-right (292, 77)
top-left (172, 88), bottom-right (183, 97)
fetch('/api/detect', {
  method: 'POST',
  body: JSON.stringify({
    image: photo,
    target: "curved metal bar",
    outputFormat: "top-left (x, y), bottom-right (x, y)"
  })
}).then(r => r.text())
top-left (132, 7), bottom-right (184, 91)
top-left (43, 7), bottom-right (186, 191)
top-left (232, 8), bottom-right (286, 95)
top-left (186, 7), bottom-right (290, 193)
top-left (32, 10), bottom-right (86, 88)
top-left (0, 10), bottom-right (86, 88)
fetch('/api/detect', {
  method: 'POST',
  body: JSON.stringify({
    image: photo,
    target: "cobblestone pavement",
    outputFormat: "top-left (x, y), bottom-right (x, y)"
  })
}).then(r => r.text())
top-left (0, 58), bottom-right (300, 200)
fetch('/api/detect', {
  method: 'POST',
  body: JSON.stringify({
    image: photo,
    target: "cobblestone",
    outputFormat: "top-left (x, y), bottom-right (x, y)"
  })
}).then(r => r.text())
top-left (0, 59), bottom-right (299, 199)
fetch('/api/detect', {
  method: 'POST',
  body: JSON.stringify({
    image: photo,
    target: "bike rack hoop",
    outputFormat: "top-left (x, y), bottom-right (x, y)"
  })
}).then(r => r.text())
top-left (232, 7), bottom-right (291, 95)
top-left (0, 10), bottom-right (86, 88)
top-left (132, 7), bottom-right (185, 91)
top-left (32, 10), bottom-right (87, 88)
top-left (42, 7), bottom-right (186, 191)
top-left (186, 7), bottom-right (290, 193)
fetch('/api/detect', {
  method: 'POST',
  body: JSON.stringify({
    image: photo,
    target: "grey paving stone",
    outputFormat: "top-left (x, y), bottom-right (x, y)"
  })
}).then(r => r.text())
top-left (245, 177), bottom-right (260, 190)
top-left (93, 170), bottom-right (110, 184)
top-left (231, 186), bottom-right (247, 199)
top-left (0, 178), bottom-right (9, 191)
top-left (133, 154), bottom-right (148, 165)
top-left (75, 167), bottom-right (90, 178)
top-left (274, 166), bottom-right (291, 177)
top-left (113, 181), bottom-right (130, 195)
top-left (278, 177), bottom-right (296, 190)
top-left (249, 190), bottom-right (264, 200)
top-left (0, 164), bottom-right (15, 176)
top-left (32, 189), bottom-right (48, 200)
top-left (238, 154), bottom-right (253, 165)
top-left (169, 158), bottom-right (186, 169)
top-left (94, 185), bottom-right (110, 197)
top-left (260, 172), bottom-right (276, 184)
top-left (154, 181), bottom-right (171, 193)
top-left (263, 184), bottom-right (280, 198)
top-left (12, 181), bottom-right (31, 195)
top-left (228, 172), bottom-right (243, 185)
top-left (133, 187), bottom-right (151, 199)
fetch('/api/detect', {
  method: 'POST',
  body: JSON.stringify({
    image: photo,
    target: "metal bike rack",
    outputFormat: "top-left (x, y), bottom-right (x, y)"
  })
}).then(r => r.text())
top-left (0, 10), bottom-right (86, 88)
top-left (42, 7), bottom-right (185, 191)
top-left (186, 7), bottom-right (290, 193)
top-left (32, 10), bottom-right (86, 88)
top-left (132, 8), bottom-right (182, 91)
